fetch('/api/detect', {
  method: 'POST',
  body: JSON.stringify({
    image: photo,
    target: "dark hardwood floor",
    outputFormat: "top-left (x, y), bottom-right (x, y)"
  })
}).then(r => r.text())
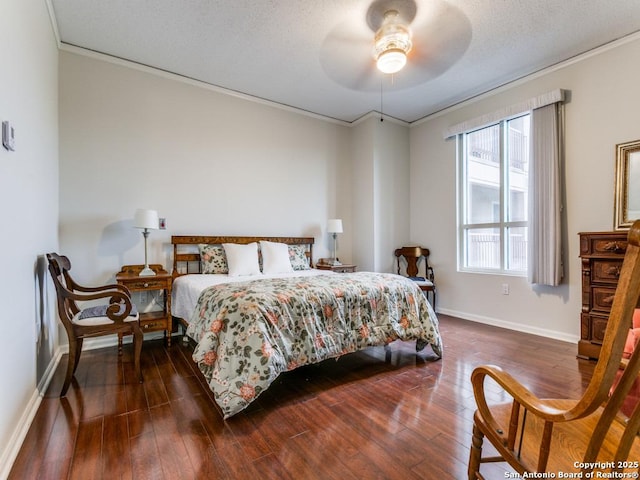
top-left (9, 315), bottom-right (595, 479)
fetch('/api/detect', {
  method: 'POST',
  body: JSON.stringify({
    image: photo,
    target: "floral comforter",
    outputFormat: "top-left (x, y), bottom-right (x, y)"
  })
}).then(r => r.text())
top-left (185, 272), bottom-right (442, 418)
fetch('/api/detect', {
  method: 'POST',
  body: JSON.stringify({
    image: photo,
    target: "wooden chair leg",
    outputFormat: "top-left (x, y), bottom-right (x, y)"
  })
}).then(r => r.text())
top-left (133, 327), bottom-right (143, 383)
top-left (72, 337), bottom-right (83, 374)
top-left (61, 338), bottom-right (79, 397)
top-left (468, 422), bottom-right (484, 480)
top-left (421, 287), bottom-right (436, 310)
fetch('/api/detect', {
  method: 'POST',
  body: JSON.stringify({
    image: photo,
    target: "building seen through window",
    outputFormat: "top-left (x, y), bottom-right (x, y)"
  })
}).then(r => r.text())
top-left (459, 115), bottom-right (530, 273)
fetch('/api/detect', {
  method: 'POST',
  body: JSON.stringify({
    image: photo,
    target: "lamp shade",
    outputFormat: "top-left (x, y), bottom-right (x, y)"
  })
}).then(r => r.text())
top-left (327, 218), bottom-right (343, 234)
top-left (134, 209), bottom-right (159, 230)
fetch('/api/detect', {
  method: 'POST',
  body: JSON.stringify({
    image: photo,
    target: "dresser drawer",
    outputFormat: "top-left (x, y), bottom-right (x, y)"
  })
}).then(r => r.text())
top-left (591, 259), bottom-right (623, 283)
top-left (580, 312), bottom-right (608, 345)
top-left (315, 264), bottom-right (357, 273)
top-left (125, 279), bottom-right (169, 291)
top-left (332, 265), bottom-right (356, 273)
top-left (591, 286), bottom-right (617, 312)
top-left (139, 310), bottom-right (169, 330)
top-left (141, 319), bottom-right (168, 331)
top-left (589, 238), bottom-right (628, 256)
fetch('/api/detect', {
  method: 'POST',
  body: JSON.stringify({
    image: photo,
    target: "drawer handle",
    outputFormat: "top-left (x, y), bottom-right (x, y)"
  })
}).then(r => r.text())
top-left (143, 282), bottom-right (149, 288)
top-left (603, 241), bottom-right (625, 254)
top-left (605, 266), bottom-right (621, 277)
top-left (144, 324), bottom-right (150, 329)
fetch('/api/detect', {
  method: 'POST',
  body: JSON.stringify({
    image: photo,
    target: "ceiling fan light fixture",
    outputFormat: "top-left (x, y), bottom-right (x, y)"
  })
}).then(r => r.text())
top-left (373, 10), bottom-right (412, 74)
top-left (376, 49), bottom-right (407, 74)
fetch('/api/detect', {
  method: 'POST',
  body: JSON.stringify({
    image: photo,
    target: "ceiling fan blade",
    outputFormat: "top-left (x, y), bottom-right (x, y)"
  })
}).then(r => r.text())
top-left (407, 1), bottom-right (472, 81)
top-left (320, 20), bottom-right (381, 91)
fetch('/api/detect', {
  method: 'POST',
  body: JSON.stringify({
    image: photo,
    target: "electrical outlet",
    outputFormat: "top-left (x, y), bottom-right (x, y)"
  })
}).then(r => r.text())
top-left (502, 283), bottom-right (510, 295)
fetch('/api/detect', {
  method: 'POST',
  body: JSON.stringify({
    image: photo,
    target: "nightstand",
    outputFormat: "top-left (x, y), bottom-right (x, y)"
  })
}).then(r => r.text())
top-left (116, 264), bottom-right (173, 347)
top-left (316, 263), bottom-right (357, 273)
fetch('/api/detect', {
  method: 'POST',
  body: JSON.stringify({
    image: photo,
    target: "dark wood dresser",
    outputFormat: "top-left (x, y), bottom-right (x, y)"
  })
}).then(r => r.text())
top-left (578, 230), bottom-right (628, 359)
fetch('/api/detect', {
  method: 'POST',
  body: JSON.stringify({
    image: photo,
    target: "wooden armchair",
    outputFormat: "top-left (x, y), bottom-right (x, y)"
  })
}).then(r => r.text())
top-left (47, 253), bottom-right (143, 396)
top-left (395, 246), bottom-right (436, 308)
top-left (468, 221), bottom-right (640, 479)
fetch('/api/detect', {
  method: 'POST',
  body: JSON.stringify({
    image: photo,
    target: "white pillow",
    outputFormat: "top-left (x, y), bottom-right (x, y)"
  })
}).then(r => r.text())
top-left (223, 242), bottom-right (261, 277)
top-left (260, 241), bottom-right (294, 274)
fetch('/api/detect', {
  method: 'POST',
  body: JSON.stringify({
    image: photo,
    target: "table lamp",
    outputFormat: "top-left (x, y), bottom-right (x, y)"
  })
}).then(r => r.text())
top-left (327, 218), bottom-right (343, 266)
top-left (134, 208), bottom-right (159, 276)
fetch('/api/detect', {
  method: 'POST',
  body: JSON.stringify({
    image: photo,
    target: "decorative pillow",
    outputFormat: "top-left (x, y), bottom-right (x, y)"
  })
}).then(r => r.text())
top-left (623, 328), bottom-right (640, 359)
top-left (260, 241), bottom-right (294, 274)
top-left (199, 244), bottom-right (228, 274)
top-left (223, 242), bottom-right (261, 277)
top-left (624, 308), bottom-right (640, 359)
top-left (289, 244), bottom-right (311, 270)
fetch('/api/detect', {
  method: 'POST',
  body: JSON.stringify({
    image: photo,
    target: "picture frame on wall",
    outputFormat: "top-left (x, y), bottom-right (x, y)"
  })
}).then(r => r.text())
top-left (614, 139), bottom-right (640, 230)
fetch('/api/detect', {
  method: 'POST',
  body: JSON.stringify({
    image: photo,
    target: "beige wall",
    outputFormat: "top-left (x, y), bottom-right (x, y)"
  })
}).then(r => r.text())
top-left (373, 119), bottom-right (410, 273)
top-left (350, 116), bottom-right (411, 273)
top-left (0, 0), bottom-right (59, 475)
top-left (410, 34), bottom-right (640, 341)
top-left (59, 50), bottom-right (353, 285)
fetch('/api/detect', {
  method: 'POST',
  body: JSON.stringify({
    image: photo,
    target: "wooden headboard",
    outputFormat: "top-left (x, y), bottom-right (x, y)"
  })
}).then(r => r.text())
top-left (171, 235), bottom-right (315, 279)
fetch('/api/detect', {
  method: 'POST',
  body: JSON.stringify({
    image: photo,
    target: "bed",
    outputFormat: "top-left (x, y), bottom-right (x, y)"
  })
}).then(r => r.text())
top-left (171, 235), bottom-right (442, 418)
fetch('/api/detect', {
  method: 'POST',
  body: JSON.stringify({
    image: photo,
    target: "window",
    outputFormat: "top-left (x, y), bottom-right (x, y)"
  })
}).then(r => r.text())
top-left (458, 114), bottom-right (530, 274)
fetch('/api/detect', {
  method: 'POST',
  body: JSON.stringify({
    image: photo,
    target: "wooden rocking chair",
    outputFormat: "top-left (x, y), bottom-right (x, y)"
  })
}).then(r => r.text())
top-left (468, 220), bottom-right (640, 479)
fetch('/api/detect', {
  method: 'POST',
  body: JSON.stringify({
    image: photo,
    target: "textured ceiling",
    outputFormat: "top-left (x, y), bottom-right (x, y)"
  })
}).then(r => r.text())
top-left (50, 0), bottom-right (640, 123)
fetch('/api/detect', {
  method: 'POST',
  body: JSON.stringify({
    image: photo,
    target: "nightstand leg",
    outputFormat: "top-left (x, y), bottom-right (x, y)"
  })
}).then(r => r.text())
top-left (165, 289), bottom-right (172, 347)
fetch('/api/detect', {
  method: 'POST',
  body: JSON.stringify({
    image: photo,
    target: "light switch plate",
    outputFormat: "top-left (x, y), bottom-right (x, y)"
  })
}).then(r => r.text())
top-left (2, 121), bottom-right (15, 151)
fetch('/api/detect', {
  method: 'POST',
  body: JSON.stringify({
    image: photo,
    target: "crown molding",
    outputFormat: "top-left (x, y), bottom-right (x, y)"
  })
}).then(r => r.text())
top-left (411, 30), bottom-right (640, 128)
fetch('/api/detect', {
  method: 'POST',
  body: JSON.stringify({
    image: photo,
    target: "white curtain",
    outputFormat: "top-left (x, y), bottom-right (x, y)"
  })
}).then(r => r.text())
top-left (527, 102), bottom-right (563, 286)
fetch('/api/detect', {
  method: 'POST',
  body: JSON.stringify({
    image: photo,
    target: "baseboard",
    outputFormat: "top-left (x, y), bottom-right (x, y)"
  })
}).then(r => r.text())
top-left (0, 346), bottom-right (62, 480)
top-left (436, 307), bottom-right (579, 345)
top-left (0, 388), bottom-right (43, 480)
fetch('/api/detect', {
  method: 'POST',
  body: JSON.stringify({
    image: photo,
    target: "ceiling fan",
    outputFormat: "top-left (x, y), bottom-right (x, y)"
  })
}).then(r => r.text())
top-left (319, 0), bottom-right (471, 92)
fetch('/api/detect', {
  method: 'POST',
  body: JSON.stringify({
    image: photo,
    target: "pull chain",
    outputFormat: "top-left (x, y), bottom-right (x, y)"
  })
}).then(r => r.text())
top-left (380, 79), bottom-right (384, 122)
top-left (380, 74), bottom-right (395, 122)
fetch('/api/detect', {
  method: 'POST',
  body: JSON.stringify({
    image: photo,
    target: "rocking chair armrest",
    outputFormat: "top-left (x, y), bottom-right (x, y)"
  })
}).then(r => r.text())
top-left (472, 365), bottom-right (576, 423)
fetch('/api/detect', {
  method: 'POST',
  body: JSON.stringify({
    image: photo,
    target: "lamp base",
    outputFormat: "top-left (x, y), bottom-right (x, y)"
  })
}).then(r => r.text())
top-left (139, 265), bottom-right (156, 276)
